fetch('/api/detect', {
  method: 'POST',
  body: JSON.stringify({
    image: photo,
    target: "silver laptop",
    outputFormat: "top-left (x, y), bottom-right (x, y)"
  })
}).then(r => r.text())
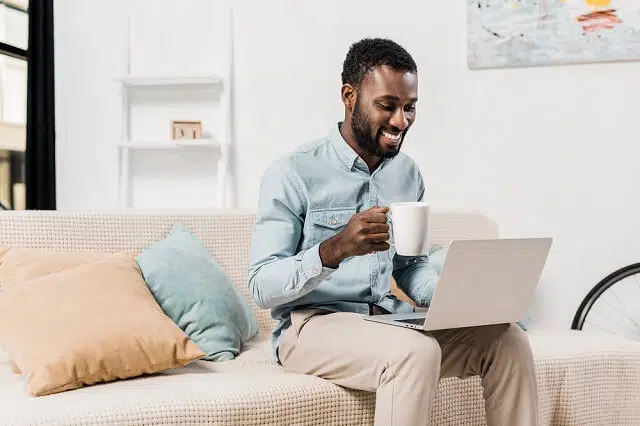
top-left (364, 238), bottom-right (552, 330)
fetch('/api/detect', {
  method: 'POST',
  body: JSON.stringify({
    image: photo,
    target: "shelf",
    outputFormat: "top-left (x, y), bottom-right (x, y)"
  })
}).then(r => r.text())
top-left (117, 139), bottom-right (219, 150)
top-left (115, 75), bottom-right (223, 88)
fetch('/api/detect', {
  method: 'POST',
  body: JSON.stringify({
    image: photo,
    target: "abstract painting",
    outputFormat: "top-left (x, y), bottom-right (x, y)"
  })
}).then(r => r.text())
top-left (467, 0), bottom-right (640, 69)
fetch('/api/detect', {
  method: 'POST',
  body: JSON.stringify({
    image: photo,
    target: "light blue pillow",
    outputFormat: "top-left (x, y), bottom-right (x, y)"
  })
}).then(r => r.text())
top-left (136, 223), bottom-right (259, 361)
top-left (428, 244), bottom-right (529, 331)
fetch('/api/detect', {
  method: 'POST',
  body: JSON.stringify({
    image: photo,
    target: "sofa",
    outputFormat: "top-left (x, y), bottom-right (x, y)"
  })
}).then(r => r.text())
top-left (0, 209), bottom-right (639, 425)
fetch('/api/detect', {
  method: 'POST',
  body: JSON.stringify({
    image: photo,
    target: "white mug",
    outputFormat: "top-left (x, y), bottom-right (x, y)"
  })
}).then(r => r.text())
top-left (388, 202), bottom-right (430, 256)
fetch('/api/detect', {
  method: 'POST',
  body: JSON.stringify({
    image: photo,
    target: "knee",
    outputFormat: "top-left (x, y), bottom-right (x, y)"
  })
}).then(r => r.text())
top-left (391, 332), bottom-right (442, 369)
top-left (494, 323), bottom-right (535, 365)
top-left (376, 333), bottom-right (441, 390)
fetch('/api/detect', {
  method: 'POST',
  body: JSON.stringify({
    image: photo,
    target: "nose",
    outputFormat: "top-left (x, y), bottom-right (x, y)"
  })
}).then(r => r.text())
top-left (389, 109), bottom-right (409, 130)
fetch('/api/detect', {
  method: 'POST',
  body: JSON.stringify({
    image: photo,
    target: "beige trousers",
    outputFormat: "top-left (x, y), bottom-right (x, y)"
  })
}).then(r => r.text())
top-left (278, 309), bottom-right (538, 426)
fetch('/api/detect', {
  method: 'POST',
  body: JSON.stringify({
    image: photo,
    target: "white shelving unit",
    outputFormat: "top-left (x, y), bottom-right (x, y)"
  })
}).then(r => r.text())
top-left (115, 4), bottom-right (232, 209)
top-left (117, 75), bottom-right (224, 87)
top-left (116, 138), bottom-right (219, 150)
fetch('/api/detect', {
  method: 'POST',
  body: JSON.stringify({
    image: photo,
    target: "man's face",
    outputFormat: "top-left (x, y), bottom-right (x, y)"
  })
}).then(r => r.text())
top-left (350, 65), bottom-right (418, 159)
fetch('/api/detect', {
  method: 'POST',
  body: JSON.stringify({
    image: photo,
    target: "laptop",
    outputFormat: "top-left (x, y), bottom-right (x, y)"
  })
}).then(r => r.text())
top-left (364, 238), bottom-right (552, 331)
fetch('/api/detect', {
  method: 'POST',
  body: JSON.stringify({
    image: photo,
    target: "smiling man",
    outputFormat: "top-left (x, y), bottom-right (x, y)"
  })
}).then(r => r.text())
top-left (249, 38), bottom-right (538, 426)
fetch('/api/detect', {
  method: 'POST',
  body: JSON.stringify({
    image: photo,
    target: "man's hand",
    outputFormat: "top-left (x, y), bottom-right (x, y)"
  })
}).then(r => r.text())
top-left (319, 206), bottom-right (390, 268)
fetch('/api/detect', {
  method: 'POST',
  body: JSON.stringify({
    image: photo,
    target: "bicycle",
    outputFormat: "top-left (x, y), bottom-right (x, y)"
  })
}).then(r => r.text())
top-left (571, 263), bottom-right (640, 341)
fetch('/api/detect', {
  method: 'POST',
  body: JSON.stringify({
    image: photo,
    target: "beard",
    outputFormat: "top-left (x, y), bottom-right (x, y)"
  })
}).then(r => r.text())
top-left (350, 97), bottom-right (402, 159)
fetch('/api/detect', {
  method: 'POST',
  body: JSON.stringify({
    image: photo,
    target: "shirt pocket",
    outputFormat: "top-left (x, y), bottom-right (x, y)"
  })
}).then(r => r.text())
top-left (308, 207), bottom-right (357, 246)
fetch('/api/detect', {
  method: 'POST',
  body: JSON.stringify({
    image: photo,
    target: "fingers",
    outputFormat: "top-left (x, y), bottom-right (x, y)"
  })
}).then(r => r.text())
top-left (362, 206), bottom-right (389, 223)
top-left (367, 206), bottom-right (389, 214)
top-left (369, 232), bottom-right (391, 244)
top-left (340, 206), bottom-right (393, 258)
top-left (369, 241), bottom-right (391, 252)
top-left (367, 232), bottom-right (391, 243)
top-left (366, 223), bottom-right (389, 234)
top-left (368, 212), bottom-right (389, 223)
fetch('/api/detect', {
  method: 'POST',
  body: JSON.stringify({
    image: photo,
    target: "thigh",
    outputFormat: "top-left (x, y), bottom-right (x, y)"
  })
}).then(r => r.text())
top-left (426, 323), bottom-right (512, 379)
top-left (278, 309), bottom-right (442, 392)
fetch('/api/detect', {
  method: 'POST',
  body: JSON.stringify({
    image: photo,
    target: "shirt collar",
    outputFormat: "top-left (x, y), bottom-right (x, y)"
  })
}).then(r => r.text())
top-left (329, 122), bottom-right (394, 172)
top-left (329, 122), bottom-right (359, 170)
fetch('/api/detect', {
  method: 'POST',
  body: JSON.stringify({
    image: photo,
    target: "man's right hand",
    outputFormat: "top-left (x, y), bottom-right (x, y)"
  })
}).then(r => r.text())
top-left (319, 206), bottom-right (390, 268)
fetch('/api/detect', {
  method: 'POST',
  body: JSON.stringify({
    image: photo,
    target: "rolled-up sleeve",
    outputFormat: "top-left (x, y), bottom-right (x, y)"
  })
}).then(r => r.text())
top-left (392, 170), bottom-right (441, 307)
top-left (248, 160), bottom-right (335, 310)
top-left (392, 253), bottom-right (440, 307)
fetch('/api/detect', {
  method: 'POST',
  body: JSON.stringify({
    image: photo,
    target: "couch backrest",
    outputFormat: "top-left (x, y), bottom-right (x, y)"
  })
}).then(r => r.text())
top-left (0, 209), bottom-right (498, 335)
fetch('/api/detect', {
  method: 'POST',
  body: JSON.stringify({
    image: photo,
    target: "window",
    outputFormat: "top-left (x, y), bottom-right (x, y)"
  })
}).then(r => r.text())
top-left (0, 0), bottom-right (27, 210)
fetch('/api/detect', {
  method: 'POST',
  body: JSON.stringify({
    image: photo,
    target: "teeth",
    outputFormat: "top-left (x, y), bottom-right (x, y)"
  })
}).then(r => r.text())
top-left (382, 131), bottom-right (401, 141)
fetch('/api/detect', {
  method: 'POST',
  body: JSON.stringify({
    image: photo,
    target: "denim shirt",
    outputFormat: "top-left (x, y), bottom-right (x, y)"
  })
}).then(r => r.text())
top-left (248, 123), bottom-right (440, 360)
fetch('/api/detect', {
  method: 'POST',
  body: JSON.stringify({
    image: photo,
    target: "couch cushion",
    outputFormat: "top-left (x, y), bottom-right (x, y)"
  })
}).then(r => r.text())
top-left (2, 330), bottom-right (639, 425)
top-left (528, 328), bottom-right (640, 425)
top-left (0, 251), bottom-right (204, 396)
top-left (136, 223), bottom-right (259, 362)
top-left (0, 334), bottom-right (378, 426)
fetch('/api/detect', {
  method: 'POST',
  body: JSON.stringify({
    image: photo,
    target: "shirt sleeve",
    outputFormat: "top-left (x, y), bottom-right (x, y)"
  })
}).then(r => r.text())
top-left (248, 160), bottom-right (336, 309)
top-left (392, 170), bottom-right (441, 306)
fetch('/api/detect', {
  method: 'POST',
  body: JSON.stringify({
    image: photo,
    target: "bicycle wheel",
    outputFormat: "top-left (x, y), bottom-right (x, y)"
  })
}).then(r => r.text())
top-left (571, 263), bottom-right (640, 341)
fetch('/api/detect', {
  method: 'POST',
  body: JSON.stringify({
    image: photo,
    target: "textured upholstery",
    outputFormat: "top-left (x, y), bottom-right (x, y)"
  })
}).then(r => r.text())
top-left (1, 209), bottom-right (639, 425)
top-left (0, 210), bottom-right (275, 335)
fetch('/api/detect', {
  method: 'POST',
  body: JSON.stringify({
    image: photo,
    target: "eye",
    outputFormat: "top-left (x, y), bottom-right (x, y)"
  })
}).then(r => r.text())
top-left (404, 105), bottom-right (416, 113)
top-left (377, 103), bottom-right (394, 112)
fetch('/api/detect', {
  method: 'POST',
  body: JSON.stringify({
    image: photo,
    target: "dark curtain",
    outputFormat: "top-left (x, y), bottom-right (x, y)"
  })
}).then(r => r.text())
top-left (25, 0), bottom-right (56, 210)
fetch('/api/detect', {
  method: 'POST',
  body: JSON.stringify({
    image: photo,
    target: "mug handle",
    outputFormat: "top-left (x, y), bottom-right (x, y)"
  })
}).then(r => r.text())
top-left (386, 212), bottom-right (395, 259)
top-left (386, 212), bottom-right (394, 245)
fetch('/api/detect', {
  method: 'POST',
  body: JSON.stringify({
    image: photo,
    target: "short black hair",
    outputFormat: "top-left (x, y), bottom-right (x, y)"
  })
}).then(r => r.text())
top-left (341, 38), bottom-right (417, 88)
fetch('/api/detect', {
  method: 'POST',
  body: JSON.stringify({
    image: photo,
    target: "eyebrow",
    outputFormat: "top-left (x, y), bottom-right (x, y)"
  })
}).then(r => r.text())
top-left (377, 95), bottom-right (419, 103)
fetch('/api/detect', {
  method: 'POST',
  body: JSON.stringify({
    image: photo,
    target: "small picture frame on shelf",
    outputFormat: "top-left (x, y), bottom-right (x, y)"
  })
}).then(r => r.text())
top-left (171, 120), bottom-right (203, 140)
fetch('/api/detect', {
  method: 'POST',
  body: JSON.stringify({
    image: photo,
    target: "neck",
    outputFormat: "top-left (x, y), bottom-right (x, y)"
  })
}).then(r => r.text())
top-left (339, 120), bottom-right (381, 173)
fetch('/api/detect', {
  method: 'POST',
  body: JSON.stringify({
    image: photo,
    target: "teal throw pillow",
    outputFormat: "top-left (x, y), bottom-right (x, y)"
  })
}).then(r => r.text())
top-left (136, 223), bottom-right (259, 361)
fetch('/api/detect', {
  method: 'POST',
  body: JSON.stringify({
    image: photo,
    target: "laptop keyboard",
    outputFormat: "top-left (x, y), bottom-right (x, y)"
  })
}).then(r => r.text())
top-left (396, 318), bottom-right (426, 326)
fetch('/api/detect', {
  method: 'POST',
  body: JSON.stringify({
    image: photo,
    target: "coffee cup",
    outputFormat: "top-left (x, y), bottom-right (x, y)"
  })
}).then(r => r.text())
top-left (387, 202), bottom-right (430, 256)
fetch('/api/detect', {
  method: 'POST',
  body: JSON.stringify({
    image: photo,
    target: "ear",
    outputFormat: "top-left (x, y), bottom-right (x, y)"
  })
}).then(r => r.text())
top-left (341, 84), bottom-right (357, 112)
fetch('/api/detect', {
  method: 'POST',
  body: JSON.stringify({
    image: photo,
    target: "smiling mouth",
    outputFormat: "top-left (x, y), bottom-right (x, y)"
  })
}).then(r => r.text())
top-left (380, 130), bottom-right (403, 145)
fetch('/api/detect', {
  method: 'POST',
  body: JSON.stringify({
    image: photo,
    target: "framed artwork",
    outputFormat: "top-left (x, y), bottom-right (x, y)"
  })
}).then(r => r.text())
top-left (467, 0), bottom-right (640, 69)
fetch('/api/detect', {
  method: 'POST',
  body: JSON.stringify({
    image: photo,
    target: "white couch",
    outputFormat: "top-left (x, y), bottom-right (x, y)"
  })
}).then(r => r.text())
top-left (0, 210), bottom-right (639, 425)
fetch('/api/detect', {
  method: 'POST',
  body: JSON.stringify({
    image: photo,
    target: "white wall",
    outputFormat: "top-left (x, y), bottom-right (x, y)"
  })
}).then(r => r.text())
top-left (54, 0), bottom-right (230, 209)
top-left (55, 0), bottom-right (640, 329)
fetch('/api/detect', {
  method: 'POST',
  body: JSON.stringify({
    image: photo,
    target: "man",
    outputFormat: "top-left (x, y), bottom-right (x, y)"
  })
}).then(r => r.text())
top-left (249, 38), bottom-right (538, 426)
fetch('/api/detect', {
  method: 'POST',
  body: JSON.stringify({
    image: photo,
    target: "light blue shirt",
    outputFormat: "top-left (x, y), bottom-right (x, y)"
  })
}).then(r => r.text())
top-left (248, 123), bottom-right (440, 360)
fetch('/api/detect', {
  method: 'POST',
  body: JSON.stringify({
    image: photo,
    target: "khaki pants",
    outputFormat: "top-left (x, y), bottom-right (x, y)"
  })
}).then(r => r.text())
top-left (278, 309), bottom-right (538, 426)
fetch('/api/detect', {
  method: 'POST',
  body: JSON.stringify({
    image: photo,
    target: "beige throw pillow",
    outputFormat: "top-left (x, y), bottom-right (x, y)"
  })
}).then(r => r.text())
top-left (0, 248), bottom-right (130, 376)
top-left (0, 251), bottom-right (204, 396)
top-left (0, 247), bottom-right (115, 288)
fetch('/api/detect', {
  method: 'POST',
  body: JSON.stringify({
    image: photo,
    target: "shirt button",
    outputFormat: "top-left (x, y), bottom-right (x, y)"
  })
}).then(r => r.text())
top-left (330, 218), bottom-right (337, 225)
top-left (311, 266), bottom-right (319, 274)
